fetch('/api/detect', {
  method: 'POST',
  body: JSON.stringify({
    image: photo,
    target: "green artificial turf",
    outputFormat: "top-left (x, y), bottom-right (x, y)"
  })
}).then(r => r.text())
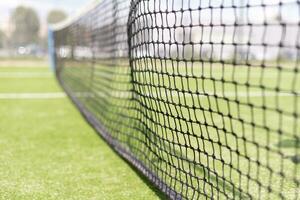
top-left (0, 66), bottom-right (164, 199)
top-left (0, 77), bottom-right (61, 93)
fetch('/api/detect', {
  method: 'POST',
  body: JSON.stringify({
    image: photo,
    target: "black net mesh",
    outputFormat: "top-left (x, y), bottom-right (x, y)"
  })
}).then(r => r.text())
top-left (53, 0), bottom-right (300, 199)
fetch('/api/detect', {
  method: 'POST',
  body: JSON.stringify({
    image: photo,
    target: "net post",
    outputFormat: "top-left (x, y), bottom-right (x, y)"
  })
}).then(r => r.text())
top-left (48, 27), bottom-right (56, 72)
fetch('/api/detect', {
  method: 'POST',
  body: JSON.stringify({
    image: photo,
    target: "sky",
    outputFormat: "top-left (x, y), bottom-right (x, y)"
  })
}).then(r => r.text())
top-left (0, 0), bottom-right (94, 32)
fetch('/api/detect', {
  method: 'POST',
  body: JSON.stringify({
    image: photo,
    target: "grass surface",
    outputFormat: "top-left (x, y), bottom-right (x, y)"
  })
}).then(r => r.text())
top-left (0, 64), bottom-right (164, 199)
top-left (0, 77), bottom-right (61, 93)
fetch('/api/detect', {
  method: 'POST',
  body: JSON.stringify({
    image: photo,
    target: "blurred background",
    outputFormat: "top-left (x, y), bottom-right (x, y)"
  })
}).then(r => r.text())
top-left (0, 0), bottom-right (94, 58)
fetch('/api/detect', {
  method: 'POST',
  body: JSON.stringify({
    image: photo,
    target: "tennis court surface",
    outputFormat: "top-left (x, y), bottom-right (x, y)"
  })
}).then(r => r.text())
top-left (0, 64), bottom-right (163, 199)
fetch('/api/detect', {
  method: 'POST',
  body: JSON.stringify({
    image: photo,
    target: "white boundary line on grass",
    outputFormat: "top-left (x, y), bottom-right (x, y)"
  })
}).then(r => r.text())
top-left (0, 90), bottom-right (298, 100)
top-left (0, 72), bottom-right (52, 78)
top-left (0, 92), bottom-right (66, 99)
top-left (72, 91), bottom-right (300, 98)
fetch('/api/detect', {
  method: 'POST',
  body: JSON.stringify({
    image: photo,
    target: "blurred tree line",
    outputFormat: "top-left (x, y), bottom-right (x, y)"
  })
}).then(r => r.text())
top-left (10, 6), bottom-right (40, 47)
top-left (0, 31), bottom-right (5, 48)
top-left (0, 6), bottom-right (67, 53)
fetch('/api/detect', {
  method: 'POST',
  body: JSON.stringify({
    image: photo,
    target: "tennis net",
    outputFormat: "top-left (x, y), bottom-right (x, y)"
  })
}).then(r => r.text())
top-left (50, 0), bottom-right (300, 199)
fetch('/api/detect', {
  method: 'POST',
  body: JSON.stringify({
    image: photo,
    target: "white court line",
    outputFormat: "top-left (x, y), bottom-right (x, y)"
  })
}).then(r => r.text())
top-left (158, 91), bottom-right (300, 98)
top-left (2, 90), bottom-right (296, 100)
top-left (0, 72), bottom-right (52, 78)
top-left (0, 92), bottom-right (66, 99)
top-left (73, 91), bottom-right (300, 99)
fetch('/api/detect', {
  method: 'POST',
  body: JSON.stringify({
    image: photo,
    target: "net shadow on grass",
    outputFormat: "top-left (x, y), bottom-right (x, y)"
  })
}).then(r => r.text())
top-left (277, 139), bottom-right (300, 149)
top-left (113, 150), bottom-right (168, 199)
top-left (277, 139), bottom-right (300, 164)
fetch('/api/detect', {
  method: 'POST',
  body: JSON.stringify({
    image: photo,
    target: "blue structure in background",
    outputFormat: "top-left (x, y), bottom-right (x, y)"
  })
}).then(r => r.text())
top-left (48, 28), bottom-right (56, 72)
